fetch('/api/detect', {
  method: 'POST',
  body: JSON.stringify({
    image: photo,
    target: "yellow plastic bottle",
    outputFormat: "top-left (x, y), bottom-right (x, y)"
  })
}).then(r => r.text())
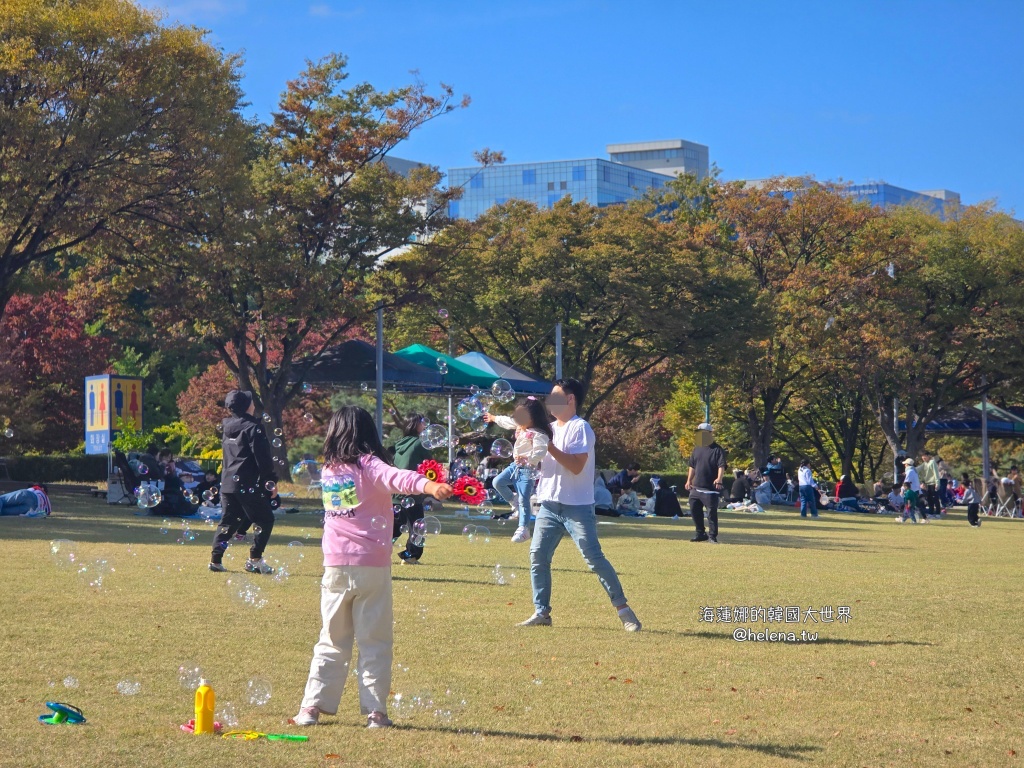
top-left (194, 678), bottom-right (215, 735)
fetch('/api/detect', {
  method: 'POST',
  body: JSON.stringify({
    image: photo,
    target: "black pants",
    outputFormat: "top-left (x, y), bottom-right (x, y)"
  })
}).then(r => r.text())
top-left (211, 492), bottom-right (275, 563)
top-left (924, 484), bottom-right (940, 516)
top-left (689, 490), bottom-right (719, 538)
top-left (394, 496), bottom-right (425, 561)
top-left (967, 503), bottom-right (980, 526)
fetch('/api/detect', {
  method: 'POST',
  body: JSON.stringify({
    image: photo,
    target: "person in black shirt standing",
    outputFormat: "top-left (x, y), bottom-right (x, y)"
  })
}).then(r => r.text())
top-left (209, 390), bottom-right (279, 574)
top-left (685, 422), bottom-right (727, 543)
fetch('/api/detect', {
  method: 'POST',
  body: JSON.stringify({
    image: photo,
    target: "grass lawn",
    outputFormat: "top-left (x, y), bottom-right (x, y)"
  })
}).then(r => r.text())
top-left (2, 494), bottom-right (1023, 768)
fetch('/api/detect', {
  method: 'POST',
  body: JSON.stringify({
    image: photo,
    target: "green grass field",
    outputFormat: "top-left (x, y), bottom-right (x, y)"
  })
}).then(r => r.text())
top-left (2, 494), bottom-right (1023, 768)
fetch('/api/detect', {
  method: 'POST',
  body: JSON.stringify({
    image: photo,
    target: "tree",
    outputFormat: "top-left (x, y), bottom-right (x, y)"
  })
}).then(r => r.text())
top-left (389, 193), bottom-right (751, 417)
top-left (0, 0), bottom-right (247, 319)
top-left (0, 291), bottom-right (112, 452)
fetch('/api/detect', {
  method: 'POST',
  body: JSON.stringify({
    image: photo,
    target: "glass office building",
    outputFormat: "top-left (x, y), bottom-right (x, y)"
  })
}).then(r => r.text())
top-left (842, 184), bottom-right (960, 219)
top-left (446, 140), bottom-right (709, 220)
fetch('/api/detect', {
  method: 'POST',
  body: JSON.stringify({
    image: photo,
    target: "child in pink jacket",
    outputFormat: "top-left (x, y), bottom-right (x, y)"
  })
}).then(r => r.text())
top-left (292, 406), bottom-right (452, 728)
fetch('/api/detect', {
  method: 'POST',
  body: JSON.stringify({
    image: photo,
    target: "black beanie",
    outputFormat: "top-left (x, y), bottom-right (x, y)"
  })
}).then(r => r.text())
top-left (224, 389), bottom-right (253, 416)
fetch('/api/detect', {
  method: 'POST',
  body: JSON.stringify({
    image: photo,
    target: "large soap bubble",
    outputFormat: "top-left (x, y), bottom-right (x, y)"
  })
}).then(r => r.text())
top-left (420, 424), bottom-right (448, 450)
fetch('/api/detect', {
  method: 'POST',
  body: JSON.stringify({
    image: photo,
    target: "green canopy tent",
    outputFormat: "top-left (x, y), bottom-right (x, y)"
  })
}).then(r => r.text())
top-left (394, 345), bottom-right (499, 390)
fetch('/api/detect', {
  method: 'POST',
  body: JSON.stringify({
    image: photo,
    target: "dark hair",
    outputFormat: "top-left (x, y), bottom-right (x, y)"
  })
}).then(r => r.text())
top-left (157, 449), bottom-right (173, 461)
top-left (514, 399), bottom-right (554, 440)
top-left (799, 458), bottom-right (810, 467)
top-left (402, 412), bottom-right (427, 438)
top-left (626, 462), bottom-right (641, 472)
top-left (553, 378), bottom-right (584, 408)
top-left (734, 469), bottom-right (743, 478)
top-left (323, 406), bottom-right (393, 468)
top-left (146, 444), bottom-right (159, 456)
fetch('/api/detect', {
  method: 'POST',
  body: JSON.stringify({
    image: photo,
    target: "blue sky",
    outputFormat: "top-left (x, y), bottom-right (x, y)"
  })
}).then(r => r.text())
top-left (145, 1), bottom-right (1023, 213)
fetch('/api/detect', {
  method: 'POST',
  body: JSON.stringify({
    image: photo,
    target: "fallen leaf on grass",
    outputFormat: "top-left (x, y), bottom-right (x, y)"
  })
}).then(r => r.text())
top-left (869, 661), bottom-right (876, 667)
top-left (725, 729), bottom-right (737, 735)
top-left (964, 707), bottom-right (972, 712)
top-left (325, 754), bottom-right (341, 759)
top-left (1009, 749), bottom-right (1016, 756)
top-left (493, 706), bottom-right (505, 712)
top-left (16, 698), bottom-right (26, 703)
top-left (730, 687), bottom-right (738, 692)
top-left (623, 679), bottom-right (634, 684)
top-left (608, 676), bottom-right (617, 681)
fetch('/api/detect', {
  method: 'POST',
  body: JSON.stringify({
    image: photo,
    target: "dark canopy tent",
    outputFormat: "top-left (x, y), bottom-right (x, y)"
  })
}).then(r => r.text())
top-left (291, 339), bottom-right (443, 391)
top-left (900, 404), bottom-right (1024, 438)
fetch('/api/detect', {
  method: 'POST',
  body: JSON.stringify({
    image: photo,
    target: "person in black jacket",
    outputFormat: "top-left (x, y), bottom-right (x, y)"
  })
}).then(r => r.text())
top-left (209, 390), bottom-right (279, 574)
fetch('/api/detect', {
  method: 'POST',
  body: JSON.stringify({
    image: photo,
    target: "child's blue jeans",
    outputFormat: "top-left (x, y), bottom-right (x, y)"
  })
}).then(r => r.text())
top-left (492, 463), bottom-right (535, 527)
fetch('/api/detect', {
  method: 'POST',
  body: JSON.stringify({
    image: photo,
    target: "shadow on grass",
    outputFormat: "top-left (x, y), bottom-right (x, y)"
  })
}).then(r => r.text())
top-left (392, 723), bottom-right (821, 760)
top-left (685, 630), bottom-right (933, 646)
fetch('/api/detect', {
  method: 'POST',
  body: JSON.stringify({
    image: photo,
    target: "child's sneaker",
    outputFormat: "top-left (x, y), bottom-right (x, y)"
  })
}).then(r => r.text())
top-left (208, 562), bottom-right (227, 572)
top-left (617, 605), bottom-right (642, 632)
top-left (290, 706), bottom-right (320, 726)
top-left (517, 611), bottom-right (552, 627)
top-left (366, 711), bottom-right (393, 728)
top-left (511, 526), bottom-right (531, 544)
top-left (245, 558), bottom-right (275, 574)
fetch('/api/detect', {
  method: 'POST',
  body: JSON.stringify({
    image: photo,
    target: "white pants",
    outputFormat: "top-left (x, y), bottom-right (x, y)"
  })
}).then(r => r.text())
top-left (301, 565), bottom-right (393, 715)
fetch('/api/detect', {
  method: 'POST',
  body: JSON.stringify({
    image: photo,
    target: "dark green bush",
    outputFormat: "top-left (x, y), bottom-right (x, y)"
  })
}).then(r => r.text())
top-left (2, 454), bottom-right (109, 483)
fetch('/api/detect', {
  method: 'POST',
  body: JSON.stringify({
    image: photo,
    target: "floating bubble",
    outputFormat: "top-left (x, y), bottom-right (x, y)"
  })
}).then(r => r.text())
top-left (462, 524), bottom-right (477, 538)
top-left (231, 474), bottom-right (240, 482)
top-left (216, 423), bottom-right (224, 433)
top-left (302, 382), bottom-right (313, 394)
top-left (420, 424), bottom-right (448, 450)
top-left (370, 516), bottom-right (389, 531)
top-left (303, 413), bottom-right (315, 423)
top-left (421, 515), bottom-right (442, 536)
top-left (3, 428), bottom-right (13, 439)
top-left (492, 564), bottom-right (518, 586)
top-left (178, 662), bottom-right (203, 690)
top-left (202, 488), bottom-right (217, 502)
top-left (116, 679), bottom-right (142, 695)
top-left (456, 398), bottom-right (483, 422)
top-left (265, 481), bottom-right (277, 493)
top-left (63, 675), bottom-right (79, 689)
top-left (410, 533), bottom-right (426, 547)
top-left (287, 541), bottom-right (305, 557)
top-left (474, 392), bottom-right (494, 411)
top-left (491, 379), bottom-right (512, 398)
top-left (226, 576), bottom-right (268, 609)
top-left (271, 438), bottom-right (282, 448)
top-left (401, 496), bottom-right (416, 509)
top-left (491, 438), bottom-right (514, 459)
top-left (50, 539), bottom-right (76, 569)
top-left (78, 557), bottom-right (113, 589)
top-left (392, 504), bottom-right (401, 515)
top-left (262, 413), bottom-right (272, 423)
top-left (436, 359), bottom-right (449, 375)
top-left (246, 678), bottom-right (272, 706)
top-left (438, 308), bottom-right (449, 320)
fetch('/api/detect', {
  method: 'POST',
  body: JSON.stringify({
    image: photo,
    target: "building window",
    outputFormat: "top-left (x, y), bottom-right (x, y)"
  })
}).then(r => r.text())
top-left (448, 201), bottom-right (459, 218)
top-left (496, 197), bottom-right (508, 205)
top-left (522, 169), bottom-right (536, 185)
top-left (560, 181), bottom-right (567, 190)
top-left (547, 182), bottom-right (555, 191)
top-left (602, 166), bottom-right (612, 183)
top-left (470, 174), bottom-right (483, 189)
top-left (547, 194), bottom-right (559, 207)
top-left (572, 166), bottom-right (586, 181)
top-left (627, 172), bottom-right (636, 188)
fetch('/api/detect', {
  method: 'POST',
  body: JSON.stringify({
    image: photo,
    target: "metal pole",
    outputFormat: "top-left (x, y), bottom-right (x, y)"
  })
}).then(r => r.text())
top-left (893, 397), bottom-right (900, 483)
top-left (555, 323), bottom-right (562, 380)
top-left (981, 377), bottom-right (990, 497)
top-left (375, 306), bottom-right (384, 440)
top-left (704, 373), bottom-right (711, 423)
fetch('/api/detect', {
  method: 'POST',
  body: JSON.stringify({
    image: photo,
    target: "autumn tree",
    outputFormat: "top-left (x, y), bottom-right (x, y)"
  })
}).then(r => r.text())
top-left (0, 0), bottom-right (247, 319)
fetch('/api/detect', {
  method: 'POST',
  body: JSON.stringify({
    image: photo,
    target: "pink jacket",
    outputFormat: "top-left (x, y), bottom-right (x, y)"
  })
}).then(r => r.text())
top-left (320, 455), bottom-right (429, 568)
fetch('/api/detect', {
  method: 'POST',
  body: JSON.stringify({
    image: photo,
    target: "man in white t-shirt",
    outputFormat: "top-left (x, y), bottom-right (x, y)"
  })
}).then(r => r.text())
top-left (518, 379), bottom-right (641, 632)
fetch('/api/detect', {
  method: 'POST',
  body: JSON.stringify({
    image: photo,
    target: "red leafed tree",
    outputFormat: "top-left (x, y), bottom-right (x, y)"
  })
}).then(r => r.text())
top-left (590, 362), bottom-right (679, 470)
top-left (0, 292), bottom-right (112, 452)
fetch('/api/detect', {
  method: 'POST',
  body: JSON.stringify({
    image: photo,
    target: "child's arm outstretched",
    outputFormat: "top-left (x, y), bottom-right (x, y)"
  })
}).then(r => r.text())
top-left (482, 413), bottom-right (517, 431)
top-left (363, 456), bottom-right (453, 499)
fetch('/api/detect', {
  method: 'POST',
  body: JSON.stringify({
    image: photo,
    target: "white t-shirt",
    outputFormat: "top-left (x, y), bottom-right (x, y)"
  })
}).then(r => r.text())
top-left (536, 416), bottom-right (595, 506)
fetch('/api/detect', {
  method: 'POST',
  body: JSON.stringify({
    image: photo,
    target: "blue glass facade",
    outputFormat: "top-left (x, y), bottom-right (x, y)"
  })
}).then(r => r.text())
top-left (447, 159), bottom-right (672, 220)
top-left (842, 184), bottom-right (955, 218)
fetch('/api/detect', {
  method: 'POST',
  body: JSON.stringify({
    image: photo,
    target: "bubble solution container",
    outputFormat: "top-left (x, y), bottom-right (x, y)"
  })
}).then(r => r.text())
top-left (194, 679), bottom-right (215, 735)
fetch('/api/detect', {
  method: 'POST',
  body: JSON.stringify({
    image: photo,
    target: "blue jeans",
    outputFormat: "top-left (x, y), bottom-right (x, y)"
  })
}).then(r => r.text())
top-left (492, 463), bottom-right (535, 527)
top-left (0, 488), bottom-right (40, 516)
top-left (529, 501), bottom-right (626, 615)
top-left (799, 485), bottom-right (818, 517)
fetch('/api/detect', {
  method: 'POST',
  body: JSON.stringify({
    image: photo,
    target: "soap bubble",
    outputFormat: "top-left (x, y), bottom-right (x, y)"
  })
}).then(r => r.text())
top-left (231, 474), bottom-right (240, 482)
top-left (50, 539), bottom-right (76, 569)
top-left (492, 564), bottom-right (518, 586)
top-left (420, 424), bottom-right (448, 450)
top-left (490, 438), bottom-right (514, 459)
top-left (271, 438), bottom-right (282, 448)
top-left (226, 576), bottom-right (268, 609)
top-left (392, 504), bottom-right (401, 515)
top-left (491, 379), bottom-right (513, 398)
top-left (370, 516), bottom-right (388, 531)
top-left (63, 675), bottom-right (79, 689)
top-left (462, 524), bottom-right (477, 538)
top-left (137, 464), bottom-right (149, 476)
top-left (178, 662), bottom-right (203, 690)
top-left (264, 481), bottom-right (277, 493)
top-left (302, 382), bottom-right (313, 393)
top-left (3, 428), bottom-right (13, 439)
top-left (303, 413), bottom-right (315, 423)
top-left (116, 679), bottom-right (142, 695)
top-left (463, 525), bottom-right (490, 544)
top-left (202, 488), bottom-right (217, 502)
top-left (415, 516), bottom-right (442, 537)
top-left (262, 413), bottom-right (272, 423)
top-left (401, 496), bottom-right (416, 509)
top-left (436, 359), bottom-right (449, 375)
top-left (474, 392), bottom-right (494, 411)
top-left (287, 540), bottom-right (304, 552)
top-left (438, 308), bottom-right (449, 319)
top-left (217, 701), bottom-right (239, 728)
top-left (78, 557), bottom-right (113, 589)
top-left (410, 532), bottom-right (426, 547)
top-left (450, 459), bottom-right (471, 480)
top-left (246, 678), bottom-right (272, 706)
top-left (273, 428), bottom-right (283, 438)
top-left (456, 398), bottom-right (483, 422)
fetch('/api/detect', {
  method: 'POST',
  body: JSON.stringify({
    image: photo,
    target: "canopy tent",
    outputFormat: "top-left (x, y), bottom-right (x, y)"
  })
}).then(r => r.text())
top-left (393, 345), bottom-right (498, 390)
top-left (455, 351), bottom-right (552, 395)
top-left (900, 403), bottom-right (1024, 438)
top-left (291, 339), bottom-right (443, 390)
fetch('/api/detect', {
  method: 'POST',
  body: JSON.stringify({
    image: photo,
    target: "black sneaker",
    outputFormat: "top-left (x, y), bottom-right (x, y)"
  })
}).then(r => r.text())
top-left (209, 562), bottom-right (227, 572)
top-left (707, 537), bottom-right (719, 544)
top-left (691, 534), bottom-right (709, 542)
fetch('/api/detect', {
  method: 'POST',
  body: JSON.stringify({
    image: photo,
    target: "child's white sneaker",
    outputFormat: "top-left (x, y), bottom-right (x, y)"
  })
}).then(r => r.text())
top-left (367, 711), bottom-right (393, 728)
top-left (291, 706), bottom-right (320, 726)
top-left (511, 526), bottom-right (531, 544)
